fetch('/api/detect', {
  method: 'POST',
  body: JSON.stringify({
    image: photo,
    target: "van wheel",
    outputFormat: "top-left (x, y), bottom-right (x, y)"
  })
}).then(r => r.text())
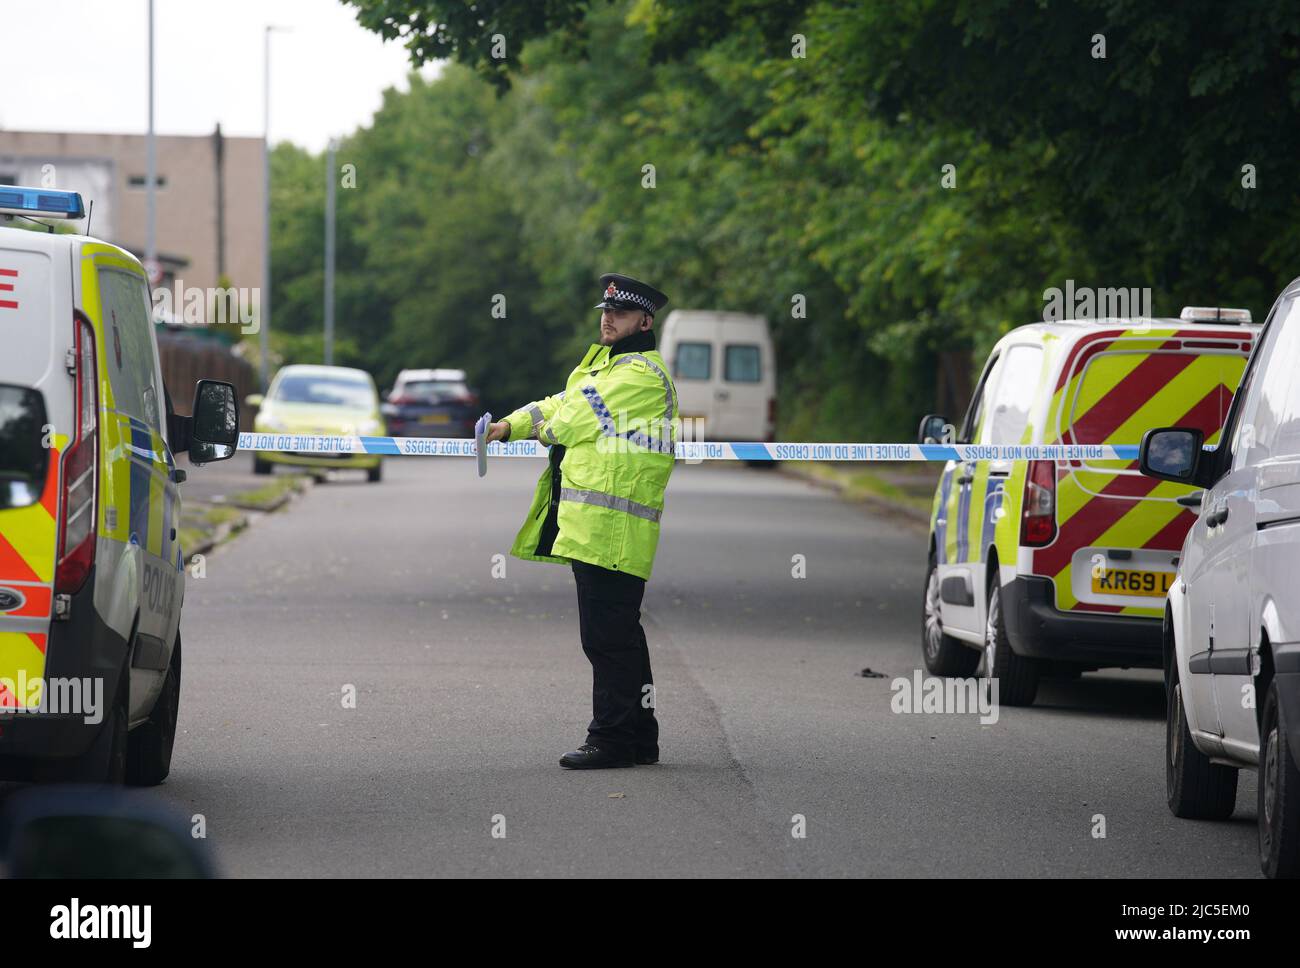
top-left (253, 455), bottom-right (272, 475)
top-left (367, 463), bottom-right (383, 483)
top-left (127, 633), bottom-right (182, 786)
top-left (1258, 679), bottom-right (1300, 877)
top-left (981, 580), bottom-right (1040, 706)
top-left (922, 554), bottom-right (980, 677)
top-left (35, 668), bottom-right (128, 784)
top-left (1166, 664), bottom-right (1237, 820)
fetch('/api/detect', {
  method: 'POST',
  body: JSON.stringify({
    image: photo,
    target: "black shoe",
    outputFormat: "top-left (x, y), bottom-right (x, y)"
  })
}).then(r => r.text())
top-left (635, 748), bottom-right (659, 765)
top-left (559, 744), bottom-right (635, 770)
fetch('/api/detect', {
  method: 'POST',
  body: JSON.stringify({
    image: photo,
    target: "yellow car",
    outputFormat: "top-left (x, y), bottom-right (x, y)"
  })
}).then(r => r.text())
top-left (249, 365), bottom-right (385, 482)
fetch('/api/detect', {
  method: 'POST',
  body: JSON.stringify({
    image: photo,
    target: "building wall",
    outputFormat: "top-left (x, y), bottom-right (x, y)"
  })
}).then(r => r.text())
top-left (0, 129), bottom-right (264, 297)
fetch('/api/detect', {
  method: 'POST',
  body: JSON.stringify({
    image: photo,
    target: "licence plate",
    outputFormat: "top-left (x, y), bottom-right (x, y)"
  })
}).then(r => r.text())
top-left (420, 414), bottom-right (451, 425)
top-left (1091, 568), bottom-right (1176, 597)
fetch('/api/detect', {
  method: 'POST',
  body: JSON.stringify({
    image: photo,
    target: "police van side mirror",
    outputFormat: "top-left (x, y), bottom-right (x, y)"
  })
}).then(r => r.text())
top-left (189, 380), bottom-right (239, 464)
top-left (1139, 427), bottom-right (1205, 485)
top-left (918, 413), bottom-right (949, 445)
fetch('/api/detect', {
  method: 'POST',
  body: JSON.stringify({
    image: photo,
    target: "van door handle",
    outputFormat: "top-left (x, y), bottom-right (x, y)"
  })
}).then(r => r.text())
top-left (956, 473), bottom-right (974, 485)
top-left (714, 390), bottom-right (729, 401)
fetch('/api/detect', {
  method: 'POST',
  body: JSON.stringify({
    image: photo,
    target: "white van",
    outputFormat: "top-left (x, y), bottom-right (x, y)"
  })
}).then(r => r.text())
top-left (658, 310), bottom-right (776, 443)
top-left (1140, 288), bottom-right (1300, 878)
top-left (0, 186), bottom-right (238, 784)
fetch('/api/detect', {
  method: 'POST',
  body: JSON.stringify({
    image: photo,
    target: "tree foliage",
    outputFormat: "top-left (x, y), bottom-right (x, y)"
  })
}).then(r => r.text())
top-left (264, 0), bottom-right (1300, 438)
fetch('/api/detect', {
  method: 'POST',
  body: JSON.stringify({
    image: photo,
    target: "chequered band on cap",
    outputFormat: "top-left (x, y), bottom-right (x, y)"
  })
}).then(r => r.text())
top-left (602, 286), bottom-right (657, 313)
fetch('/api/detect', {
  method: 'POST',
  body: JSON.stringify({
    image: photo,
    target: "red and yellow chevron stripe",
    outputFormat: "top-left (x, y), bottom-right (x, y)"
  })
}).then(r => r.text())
top-left (1034, 332), bottom-right (1249, 616)
top-left (0, 440), bottom-right (61, 709)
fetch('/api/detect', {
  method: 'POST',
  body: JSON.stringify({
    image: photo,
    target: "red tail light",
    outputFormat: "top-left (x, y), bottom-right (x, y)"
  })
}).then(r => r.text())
top-left (1020, 459), bottom-right (1057, 547)
top-left (766, 397), bottom-right (777, 441)
top-left (55, 314), bottom-right (97, 595)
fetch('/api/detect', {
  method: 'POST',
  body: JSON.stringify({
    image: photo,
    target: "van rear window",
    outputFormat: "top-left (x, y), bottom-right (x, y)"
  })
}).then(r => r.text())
top-left (398, 380), bottom-right (468, 402)
top-left (0, 384), bottom-right (49, 511)
top-left (675, 342), bottom-right (711, 380)
top-left (1066, 349), bottom-right (1246, 462)
top-left (725, 344), bottom-right (761, 383)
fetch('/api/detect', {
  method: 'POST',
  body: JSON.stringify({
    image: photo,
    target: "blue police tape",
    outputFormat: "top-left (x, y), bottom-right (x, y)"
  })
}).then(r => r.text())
top-left (236, 432), bottom-right (1140, 462)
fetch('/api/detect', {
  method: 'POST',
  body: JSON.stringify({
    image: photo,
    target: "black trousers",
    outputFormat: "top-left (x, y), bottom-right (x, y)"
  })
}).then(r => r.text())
top-left (571, 560), bottom-right (658, 758)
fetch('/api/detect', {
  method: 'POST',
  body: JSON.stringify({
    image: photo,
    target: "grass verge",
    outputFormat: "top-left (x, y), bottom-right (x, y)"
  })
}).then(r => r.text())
top-left (784, 462), bottom-right (939, 520)
top-left (178, 475), bottom-right (307, 555)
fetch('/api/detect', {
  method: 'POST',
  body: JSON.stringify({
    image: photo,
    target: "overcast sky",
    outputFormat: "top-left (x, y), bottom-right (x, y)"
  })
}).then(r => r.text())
top-left (0, 0), bottom-right (442, 152)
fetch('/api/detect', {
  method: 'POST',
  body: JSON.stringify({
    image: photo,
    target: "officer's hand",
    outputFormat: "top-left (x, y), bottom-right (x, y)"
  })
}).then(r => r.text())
top-left (485, 421), bottom-right (510, 443)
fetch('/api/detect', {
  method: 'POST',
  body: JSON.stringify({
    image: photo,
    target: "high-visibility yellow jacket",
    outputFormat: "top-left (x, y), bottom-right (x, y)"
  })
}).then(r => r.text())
top-left (503, 328), bottom-right (677, 580)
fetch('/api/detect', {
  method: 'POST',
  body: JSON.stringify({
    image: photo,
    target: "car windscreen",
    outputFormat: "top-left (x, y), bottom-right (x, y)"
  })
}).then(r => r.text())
top-left (273, 374), bottom-right (375, 408)
top-left (0, 384), bottom-right (50, 511)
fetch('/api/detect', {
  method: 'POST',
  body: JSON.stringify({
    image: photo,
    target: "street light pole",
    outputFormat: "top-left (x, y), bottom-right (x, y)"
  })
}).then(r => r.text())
top-left (260, 25), bottom-right (274, 392)
top-left (260, 26), bottom-right (291, 390)
top-left (145, 0), bottom-right (157, 272)
top-left (324, 138), bottom-right (336, 366)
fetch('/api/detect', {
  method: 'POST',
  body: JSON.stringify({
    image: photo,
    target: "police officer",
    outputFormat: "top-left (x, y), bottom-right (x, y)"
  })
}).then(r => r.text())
top-left (485, 274), bottom-right (676, 769)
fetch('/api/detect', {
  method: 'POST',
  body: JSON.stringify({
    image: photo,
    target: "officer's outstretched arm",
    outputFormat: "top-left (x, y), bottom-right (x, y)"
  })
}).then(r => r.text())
top-left (502, 389), bottom-right (567, 442)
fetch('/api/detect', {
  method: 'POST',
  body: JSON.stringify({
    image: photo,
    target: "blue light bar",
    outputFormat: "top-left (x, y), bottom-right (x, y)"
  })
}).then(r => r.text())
top-left (0, 185), bottom-right (86, 220)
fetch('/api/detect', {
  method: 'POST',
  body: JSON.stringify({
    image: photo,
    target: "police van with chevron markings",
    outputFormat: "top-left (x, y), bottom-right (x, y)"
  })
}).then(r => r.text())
top-left (918, 306), bottom-right (1258, 705)
top-left (0, 187), bottom-right (238, 783)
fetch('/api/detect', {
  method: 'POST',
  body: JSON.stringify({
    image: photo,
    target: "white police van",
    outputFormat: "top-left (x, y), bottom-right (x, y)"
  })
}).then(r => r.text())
top-left (0, 187), bottom-right (238, 784)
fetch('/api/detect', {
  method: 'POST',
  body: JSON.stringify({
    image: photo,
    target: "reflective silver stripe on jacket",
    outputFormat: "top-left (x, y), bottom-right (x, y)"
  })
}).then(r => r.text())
top-left (527, 403), bottom-right (546, 438)
top-left (559, 487), bottom-right (661, 522)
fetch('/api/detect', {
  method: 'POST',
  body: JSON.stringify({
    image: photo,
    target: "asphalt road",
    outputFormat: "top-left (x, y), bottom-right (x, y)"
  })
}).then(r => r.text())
top-left (33, 456), bottom-right (1271, 876)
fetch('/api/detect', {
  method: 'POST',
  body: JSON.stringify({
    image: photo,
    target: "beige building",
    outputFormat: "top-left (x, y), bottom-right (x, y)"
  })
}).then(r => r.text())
top-left (0, 127), bottom-right (264, 296)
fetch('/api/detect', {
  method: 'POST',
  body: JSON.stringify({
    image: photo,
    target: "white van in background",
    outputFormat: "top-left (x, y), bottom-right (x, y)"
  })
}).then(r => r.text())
top-left (659, 310), bottom-right (776, 443)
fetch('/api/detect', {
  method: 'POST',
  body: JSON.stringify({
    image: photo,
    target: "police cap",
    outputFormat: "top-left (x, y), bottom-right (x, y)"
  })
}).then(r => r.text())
top-left (593, 273), bottom-right (669, 315)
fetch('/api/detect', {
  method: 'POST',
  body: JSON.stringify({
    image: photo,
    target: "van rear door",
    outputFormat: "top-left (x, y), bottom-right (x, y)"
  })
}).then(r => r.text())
top-left (0, 238), bottom-right (75, 710)
top-left (665, 314), bottom-right (716, 439)
top-left (714, 315), bottom-right (773, 442)
top-left (1035, 330), bottom-right (1251, 617)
